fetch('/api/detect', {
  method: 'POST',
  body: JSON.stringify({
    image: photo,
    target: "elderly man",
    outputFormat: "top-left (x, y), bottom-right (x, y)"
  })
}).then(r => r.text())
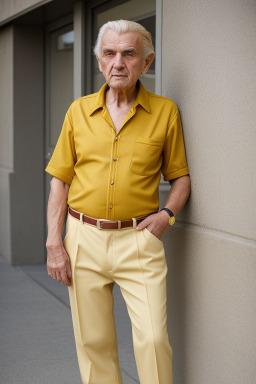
top-left (46, 19), bottom-right (190, 384)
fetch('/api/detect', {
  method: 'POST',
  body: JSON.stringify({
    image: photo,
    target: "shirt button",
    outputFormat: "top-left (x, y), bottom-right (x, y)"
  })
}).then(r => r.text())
top-left (114, 136), bottom-right (118, 141)
top-left (113, 158), bottom-right (118, 161)
top-left (109, 205), bottom-right (113, 209)
top-left (110, 180), bottom-right (114, 185)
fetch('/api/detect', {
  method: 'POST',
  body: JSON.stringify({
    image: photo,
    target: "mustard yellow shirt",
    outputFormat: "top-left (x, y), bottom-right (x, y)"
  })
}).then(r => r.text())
top-left (45, 81), bottom-right (189, 220)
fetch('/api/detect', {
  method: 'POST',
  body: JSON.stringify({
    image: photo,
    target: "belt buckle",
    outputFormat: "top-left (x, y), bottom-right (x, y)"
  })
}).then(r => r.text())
top-left (96, 219), bottom-right (105, 229)
top-left (96, 219), bottom-right (121, 229)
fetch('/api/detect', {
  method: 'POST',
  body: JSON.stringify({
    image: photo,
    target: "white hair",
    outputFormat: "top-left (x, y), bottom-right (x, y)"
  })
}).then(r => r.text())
top-left (93, 19), bottom-right (155, 59)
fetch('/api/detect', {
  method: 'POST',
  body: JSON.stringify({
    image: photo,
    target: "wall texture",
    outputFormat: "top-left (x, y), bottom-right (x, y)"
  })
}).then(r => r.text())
top-left (161, 1), bottom-right (256, 383)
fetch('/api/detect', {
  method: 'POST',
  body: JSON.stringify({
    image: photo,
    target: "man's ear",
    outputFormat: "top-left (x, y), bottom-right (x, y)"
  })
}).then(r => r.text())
top-left (141, 53), bottom-right (155, 75)
top-left (96, 56), bottom-right (102, 72)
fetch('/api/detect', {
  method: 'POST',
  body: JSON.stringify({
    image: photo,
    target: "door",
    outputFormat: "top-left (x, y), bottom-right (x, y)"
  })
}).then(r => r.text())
top-left (44, 21), bottom-right (74, 242)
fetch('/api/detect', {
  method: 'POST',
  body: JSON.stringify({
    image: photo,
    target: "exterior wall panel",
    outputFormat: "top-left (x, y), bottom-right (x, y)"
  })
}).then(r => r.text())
top-left (0, 26), bottom-right (13, 170)
top-left (162, 225), bottom-right (256, 384)
top-left (161, 1), bottom-right (256, 383)
top-left (0, 26), bottom-right (13, 262)
top-left (162, 0), bottom-right (256, 240)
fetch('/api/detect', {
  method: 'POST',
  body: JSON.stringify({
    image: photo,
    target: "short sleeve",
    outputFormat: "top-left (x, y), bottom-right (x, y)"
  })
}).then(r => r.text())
top-left (45, 111), bottom-right (76, 184)
top-left (161, 109), bottom-right (189, 181)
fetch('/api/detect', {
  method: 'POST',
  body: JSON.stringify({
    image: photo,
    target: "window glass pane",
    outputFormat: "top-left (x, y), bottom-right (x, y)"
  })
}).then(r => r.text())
top-left (92, 0), bottom-right (156, 93)
top-left (135, 14), bottom-right (155, 73)
top-left (57, 30), bottom-right (74, 51)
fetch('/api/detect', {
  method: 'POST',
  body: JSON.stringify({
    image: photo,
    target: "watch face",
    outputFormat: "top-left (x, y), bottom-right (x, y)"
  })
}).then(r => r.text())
top-left (169, 216), bottom-right (175, 226)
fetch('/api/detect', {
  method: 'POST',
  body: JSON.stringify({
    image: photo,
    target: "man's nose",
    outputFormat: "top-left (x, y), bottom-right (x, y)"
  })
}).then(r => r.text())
top-left (113, 53), bottom-right (125, 69)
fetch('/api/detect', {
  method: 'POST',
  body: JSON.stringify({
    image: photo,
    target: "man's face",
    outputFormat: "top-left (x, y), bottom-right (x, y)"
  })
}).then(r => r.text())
top-left (97, 29), bottom-right (153, 90)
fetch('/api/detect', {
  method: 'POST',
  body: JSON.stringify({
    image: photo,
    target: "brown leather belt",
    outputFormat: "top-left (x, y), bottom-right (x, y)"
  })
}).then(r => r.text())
top-left (68, 207), bottom-right (146, 230)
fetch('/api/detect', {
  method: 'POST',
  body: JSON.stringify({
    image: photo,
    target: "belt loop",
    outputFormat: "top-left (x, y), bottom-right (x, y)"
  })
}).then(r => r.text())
top-left (132, 218), bottom-right (137, 228)
top-left (118, 220), bottom-right (121, 229)
top-left (80, 212), bottom-right (83, 223)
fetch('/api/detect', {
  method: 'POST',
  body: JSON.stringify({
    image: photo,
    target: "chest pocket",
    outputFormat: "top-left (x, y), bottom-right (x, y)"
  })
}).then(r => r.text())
top-left (130, 136), bottom-right (164, 176)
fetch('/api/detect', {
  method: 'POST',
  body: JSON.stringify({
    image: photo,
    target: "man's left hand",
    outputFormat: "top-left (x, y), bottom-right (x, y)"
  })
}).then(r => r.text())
top-left (136, 211), bottom-right (170, 240)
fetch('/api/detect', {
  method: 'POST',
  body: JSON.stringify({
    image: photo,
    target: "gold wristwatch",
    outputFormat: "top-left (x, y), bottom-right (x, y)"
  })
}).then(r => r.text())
top-left (159, 208), bottom-right (175, 226)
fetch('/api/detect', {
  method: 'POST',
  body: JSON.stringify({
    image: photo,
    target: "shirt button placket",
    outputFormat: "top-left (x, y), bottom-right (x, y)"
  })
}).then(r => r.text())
top-left (108, 135), bottom-right (119, 216)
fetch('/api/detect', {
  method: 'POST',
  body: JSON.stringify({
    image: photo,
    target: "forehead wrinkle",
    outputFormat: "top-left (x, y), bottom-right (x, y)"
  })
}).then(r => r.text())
top-left (102, 45), bottom-right (137, 52)
top-left (102, 40), bottom-right (139, 47)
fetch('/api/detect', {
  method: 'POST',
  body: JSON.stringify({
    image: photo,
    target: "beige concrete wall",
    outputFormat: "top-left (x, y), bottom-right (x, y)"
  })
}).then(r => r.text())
top-left (0, 0), bottom-right (53, 25)
top-left (0, 26), bottom-right (13, 262)
top-left (161, 225), bottom-right (256, 384)
top-left (161, 1), bottom-right (256, 383)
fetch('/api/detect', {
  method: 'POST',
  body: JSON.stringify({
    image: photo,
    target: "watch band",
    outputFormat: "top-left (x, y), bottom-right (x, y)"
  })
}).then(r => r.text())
top-left (159, 208), bottom-right (174, 217)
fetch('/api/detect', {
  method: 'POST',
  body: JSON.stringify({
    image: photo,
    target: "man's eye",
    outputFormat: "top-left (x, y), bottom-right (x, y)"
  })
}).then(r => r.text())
top-left (105, 52), bottom-right (113, 56)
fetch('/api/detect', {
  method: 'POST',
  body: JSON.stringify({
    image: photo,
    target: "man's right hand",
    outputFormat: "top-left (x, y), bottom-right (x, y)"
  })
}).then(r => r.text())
top-left (46, 243), bottom-right (72, 286)
top-left (45, 177), bottom-right (71, 286)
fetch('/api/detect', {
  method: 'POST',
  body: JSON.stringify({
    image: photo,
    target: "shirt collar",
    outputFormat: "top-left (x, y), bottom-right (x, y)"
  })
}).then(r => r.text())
top-left (133, 80), bottom-right (151, 113)
top-left (89, 80), bottom-right (151, 116)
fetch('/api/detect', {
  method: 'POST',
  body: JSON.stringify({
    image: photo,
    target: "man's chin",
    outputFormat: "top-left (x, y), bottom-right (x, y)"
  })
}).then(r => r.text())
top-left (109, 78), bottom-right (130, 88)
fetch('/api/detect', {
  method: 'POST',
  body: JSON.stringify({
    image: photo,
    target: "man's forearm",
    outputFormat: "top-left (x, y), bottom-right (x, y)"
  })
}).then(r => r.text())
top-left (46, 177), bottom-right (70, 247)
top-left (136, 175), bottom-right (191, 238)
top-left (165, 175), bottom-right (191, 216)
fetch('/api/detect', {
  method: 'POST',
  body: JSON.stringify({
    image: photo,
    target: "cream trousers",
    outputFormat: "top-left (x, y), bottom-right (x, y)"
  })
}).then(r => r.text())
top-left (64, 213), bottom-right (173, 384)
